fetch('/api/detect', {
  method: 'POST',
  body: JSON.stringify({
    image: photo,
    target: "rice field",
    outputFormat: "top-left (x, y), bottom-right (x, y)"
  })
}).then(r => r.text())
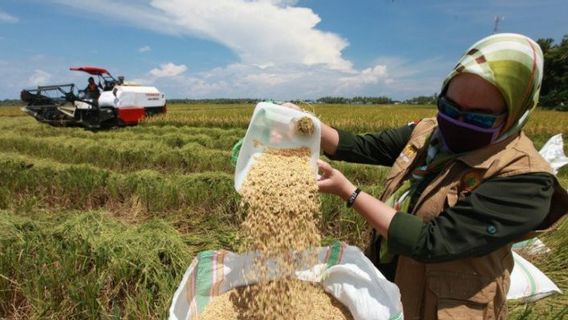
top-left (1, 103), bottom-right (567, 319)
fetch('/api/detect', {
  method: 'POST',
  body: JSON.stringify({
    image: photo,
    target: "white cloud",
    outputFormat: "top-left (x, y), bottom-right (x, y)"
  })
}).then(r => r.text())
top-left (28, 70), bottom-right (52, 86)
top-left (140, 55), bottom-right (453, 100)
top-left (52, 0), bottom-right (353, 72)
top-left (0, 54), bottom-right (448, 100)
top-left (144, 62), bottom-right (392, 99)
top-left (1, 1), bottom-right (453, 100)
top-left (152, 0), bottom-right (352, 71)
top-left (0, 10), bottom-right (18, 23)
top-left (256, 0), bottom-right (300, 7)
top-left (138, 45), bottom-right (151, 52)
top-left (149, 62), bottom-right (188, 77)
top-left (338, 65), bottom-right (388, 91)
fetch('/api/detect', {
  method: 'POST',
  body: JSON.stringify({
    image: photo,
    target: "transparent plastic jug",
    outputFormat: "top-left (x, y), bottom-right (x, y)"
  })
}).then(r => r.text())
top-left (234, 102), bottom-right (321, 192)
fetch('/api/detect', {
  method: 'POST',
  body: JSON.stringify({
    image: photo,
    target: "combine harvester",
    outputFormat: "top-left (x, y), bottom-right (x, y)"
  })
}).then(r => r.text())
top-left (20, 66), bottom-right (167, 129)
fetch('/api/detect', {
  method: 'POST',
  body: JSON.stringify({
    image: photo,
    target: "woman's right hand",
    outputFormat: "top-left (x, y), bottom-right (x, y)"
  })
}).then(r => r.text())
top-left (281, 101), bottom-right (339, 156)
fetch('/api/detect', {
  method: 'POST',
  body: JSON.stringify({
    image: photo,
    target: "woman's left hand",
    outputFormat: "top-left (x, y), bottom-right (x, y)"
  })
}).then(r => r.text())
top-left (317, 159), bottom-right (356, 200)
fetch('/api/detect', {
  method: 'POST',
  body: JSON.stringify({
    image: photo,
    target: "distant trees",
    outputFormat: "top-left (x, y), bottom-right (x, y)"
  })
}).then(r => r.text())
top-left (0, 99), bottom-right (21, 106)
top-left (316, 96), bottom-right (393, 104)
top-left (315, 96), bottom-right (349, 104)
top-left (403, 94), bottom-right (437, 105)
top-left (168, 98), bottom-right (262, 104)
top-left (159, 96), bottom-right (424, 106)
top-left (537, 35), bottom-right (568, 109)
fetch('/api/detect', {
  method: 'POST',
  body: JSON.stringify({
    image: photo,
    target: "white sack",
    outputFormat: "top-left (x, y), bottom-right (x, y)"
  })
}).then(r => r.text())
top-left (539, 133), bottom-right (568, 175)
top-left (507, 251), bottom-right (561, 302)
top-left (169, 242), bottom-right (403, 320)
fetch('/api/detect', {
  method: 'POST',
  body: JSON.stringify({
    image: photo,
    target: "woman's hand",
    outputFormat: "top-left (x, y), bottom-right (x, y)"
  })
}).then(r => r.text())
top-left (281, 102), bottom-right (339, 156)
top-left (318, 159), bottom-right (396, 238)
top-left (317, 159), bottom-right (356, 200)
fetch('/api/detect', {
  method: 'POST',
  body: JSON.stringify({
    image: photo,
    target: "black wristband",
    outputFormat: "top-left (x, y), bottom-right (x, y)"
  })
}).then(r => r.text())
top-left (346, 187), bottom-right (361, 208)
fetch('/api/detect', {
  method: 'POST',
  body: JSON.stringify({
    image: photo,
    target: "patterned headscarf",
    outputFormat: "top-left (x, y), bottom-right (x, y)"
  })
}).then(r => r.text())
top-left (441, 33), bottom-right (544, 140)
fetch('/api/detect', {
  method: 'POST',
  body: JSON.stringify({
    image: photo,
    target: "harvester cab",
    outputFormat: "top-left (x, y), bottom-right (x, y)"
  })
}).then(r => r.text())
top-left (73, 66), bottom-right (114, 97)
top-left (20, 66), bottom-right (167, 130)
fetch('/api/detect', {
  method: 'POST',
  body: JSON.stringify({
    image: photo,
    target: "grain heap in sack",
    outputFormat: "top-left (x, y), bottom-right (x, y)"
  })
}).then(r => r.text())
top-left (199, 146), bottom-right (353, 320)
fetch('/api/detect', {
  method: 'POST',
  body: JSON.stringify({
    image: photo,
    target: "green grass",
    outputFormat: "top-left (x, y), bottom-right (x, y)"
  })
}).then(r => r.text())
top-left (0, 103), bottom-right (567, 319)
top-left (0, 210), bottom-right (194, 318)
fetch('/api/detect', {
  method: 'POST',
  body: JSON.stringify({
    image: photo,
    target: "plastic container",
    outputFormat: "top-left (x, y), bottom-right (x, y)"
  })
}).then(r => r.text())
top-left (234, 102), bottom-right (321, 192)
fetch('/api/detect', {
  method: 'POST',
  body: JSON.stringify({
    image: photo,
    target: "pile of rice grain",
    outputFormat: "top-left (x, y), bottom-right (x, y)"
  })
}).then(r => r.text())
top-left (200, 147), bottom-right (352, 320)
top-left (199, 279), bottom-right (352, 320)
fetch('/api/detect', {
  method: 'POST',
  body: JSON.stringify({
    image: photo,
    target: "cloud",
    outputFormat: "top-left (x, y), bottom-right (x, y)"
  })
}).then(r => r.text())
top-left (51, 0), bottom-right (353, 72)
top-left (0, 10), bottom-right (19, 23)
top-left (4, 1), bottom-right (452, 100)
top-left (138, 45), bottom-right (151, 52)
top-left (257, 0), bottom-right (300, 7)
top-left (144, 62), bottom-right (392, 99)
top-left (154, 0), bottom-right (353, 71)
top-left (0, 54), bottom-right (447, 100)
top-left (28, 70), bottom-right (52, 86)
top-left (338, 65), bottom-right (388, 91)
top-left (140, 54), bottom-right (453, 100)
top-left (149, 62), bottom-right (188, 77)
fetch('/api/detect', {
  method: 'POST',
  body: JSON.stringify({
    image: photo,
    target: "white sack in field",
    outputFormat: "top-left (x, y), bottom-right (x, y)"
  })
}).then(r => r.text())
top-left (508, 252), bottom-right (561, 302)
top-left (539, 133), bottom-right (568, 175)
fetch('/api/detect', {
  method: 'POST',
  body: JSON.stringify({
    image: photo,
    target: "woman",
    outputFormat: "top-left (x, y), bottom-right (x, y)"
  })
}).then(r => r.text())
top-left (311, 33), bottom-right (568, 319)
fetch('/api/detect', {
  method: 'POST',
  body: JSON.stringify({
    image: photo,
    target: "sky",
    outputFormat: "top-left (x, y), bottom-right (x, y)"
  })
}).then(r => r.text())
top-left (0, 0), bottom-right (566, 100)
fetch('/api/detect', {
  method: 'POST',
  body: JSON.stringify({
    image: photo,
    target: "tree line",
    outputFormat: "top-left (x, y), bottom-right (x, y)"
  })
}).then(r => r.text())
top-left (538, 35), bottom-right (568, 109)
top-left (163, 95), bottom-right (437, 105)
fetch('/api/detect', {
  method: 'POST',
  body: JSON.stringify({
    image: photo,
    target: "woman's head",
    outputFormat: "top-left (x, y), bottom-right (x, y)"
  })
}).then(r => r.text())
top-left (443, 33), bottom-right (543, 134)
top-left (437, 33), bottom-right (544, 152)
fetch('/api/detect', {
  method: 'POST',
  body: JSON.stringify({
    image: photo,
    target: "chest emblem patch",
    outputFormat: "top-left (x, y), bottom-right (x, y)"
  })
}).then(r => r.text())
top-left (461, 170), bottom-right (483, 192)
